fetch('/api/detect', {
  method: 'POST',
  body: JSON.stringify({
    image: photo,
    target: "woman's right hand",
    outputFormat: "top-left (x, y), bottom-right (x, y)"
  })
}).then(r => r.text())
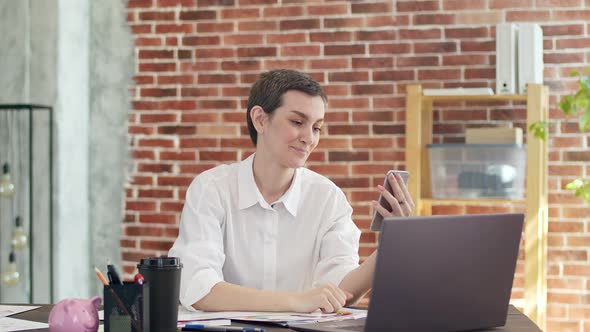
top-left (373, 172), bottom-right (415, 218)
top-left (289, 283), bottom-right (353, 313)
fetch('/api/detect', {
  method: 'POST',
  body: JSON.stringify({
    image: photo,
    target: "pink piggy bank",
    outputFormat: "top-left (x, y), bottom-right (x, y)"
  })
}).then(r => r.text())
top-left (48, 296), bottom-right (101, 332)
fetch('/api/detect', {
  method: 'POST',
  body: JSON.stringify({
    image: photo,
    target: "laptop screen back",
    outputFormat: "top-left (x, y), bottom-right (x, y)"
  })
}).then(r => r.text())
top-left (366, 213), bottom-right (523, 332)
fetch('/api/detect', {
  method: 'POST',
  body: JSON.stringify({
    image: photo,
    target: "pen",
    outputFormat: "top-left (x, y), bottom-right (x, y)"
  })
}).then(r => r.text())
top-left (107, 260), bottom-right (123, 285)
top-left (94, 267), bottom-right (142, 332)
top-left (336, 310), bottom-right (352, 316)
top-left (181, 325), bottom-right (264, 332)
top-left (134, 272), bottom-right (144, 285)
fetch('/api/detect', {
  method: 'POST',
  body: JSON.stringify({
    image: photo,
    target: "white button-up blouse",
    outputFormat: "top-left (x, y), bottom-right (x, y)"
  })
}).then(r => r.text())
top-left (169, 154), bottom-right (361, 310)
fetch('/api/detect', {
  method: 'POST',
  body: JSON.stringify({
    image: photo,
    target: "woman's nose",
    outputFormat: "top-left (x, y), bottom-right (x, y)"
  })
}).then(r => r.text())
top-left (300, 126), bottom-right (313, 144)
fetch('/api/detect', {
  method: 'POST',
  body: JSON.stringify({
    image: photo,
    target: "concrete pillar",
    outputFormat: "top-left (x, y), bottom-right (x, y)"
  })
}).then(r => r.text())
top-left (0, 0), bottom-right (132, 301)
top-left (88, 0), bottom-right (133, 296)
top-left (54, 0), bottom-right (91, 299)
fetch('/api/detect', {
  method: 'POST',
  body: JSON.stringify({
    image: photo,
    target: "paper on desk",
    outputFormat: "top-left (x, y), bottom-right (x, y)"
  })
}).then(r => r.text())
top-left (98, 307), bottom-right (231, 326)
top-left (232, 308), bottom-right (368, 327)
top-left (100, 306), bottom-right (265, 322)
top-left (178, 319), bottom-right (231, 327)
top-left (177, 306), bottom-right (262, 321)
top-left (102, 306), bottom-right (366, 327)
top-left (0, 317), bottom-right (49, 331)
top-left (180, 306), bottom-right (367, 325)
top-left (0, 305), bottom-right (40, 318)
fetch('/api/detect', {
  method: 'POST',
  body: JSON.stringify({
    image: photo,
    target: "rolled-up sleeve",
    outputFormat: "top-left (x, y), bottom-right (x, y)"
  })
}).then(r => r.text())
top-left (312, 188), bottom-right (361, 287)
top-left (168, 176), bottom-right (226, 310)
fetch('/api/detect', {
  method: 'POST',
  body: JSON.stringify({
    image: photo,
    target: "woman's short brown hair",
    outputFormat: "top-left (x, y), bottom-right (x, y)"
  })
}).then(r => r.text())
top-left (246, 69), bottom-right (327, 146)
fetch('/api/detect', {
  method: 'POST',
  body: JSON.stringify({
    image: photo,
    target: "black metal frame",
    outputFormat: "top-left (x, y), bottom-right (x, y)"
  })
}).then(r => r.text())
top-left (0, 104), bottom-right (53, 303)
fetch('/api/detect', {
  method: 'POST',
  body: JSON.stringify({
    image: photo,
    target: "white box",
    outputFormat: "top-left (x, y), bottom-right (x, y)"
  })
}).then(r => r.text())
top-left (517, 23), bottom-right (543, 94)
top-left (423, 88), bottom-right (494, 96)
top-left (496, 23), bottom-right (518, 94)
top-left (428, 144), bottom-right (526, 199)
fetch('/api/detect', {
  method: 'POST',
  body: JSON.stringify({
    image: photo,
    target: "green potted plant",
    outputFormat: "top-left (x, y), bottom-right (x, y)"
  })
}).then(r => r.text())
top-left (529, 69), bottom-right (590, 202)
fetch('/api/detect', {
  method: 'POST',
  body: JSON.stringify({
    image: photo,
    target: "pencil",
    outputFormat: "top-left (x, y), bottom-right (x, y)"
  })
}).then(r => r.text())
top-left (94, 267), bottom-right (109, 285)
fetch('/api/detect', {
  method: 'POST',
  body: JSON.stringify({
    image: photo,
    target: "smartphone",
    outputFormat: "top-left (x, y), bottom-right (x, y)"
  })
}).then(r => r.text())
top-left (369, 170), bottom-right (410, 232)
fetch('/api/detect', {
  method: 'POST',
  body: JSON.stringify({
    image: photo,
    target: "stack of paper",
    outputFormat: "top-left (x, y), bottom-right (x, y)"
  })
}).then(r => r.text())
top-left (0, 317), bottom-right (50, 331)
top-left (102, 306), bottom-right (367, 328)
top-left (176, 306), bottom-right (367, 327)
top-left (231, 308), bottom-right (367, 327)
top-left (0, 305), bottom-right (49, 331)
top-left (178, 319), bottom-right (231, 327)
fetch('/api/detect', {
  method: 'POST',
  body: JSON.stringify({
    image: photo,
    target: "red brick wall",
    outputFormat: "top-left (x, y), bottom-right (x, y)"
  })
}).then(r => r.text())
top-left (124, 0), bottom-right (590, 330)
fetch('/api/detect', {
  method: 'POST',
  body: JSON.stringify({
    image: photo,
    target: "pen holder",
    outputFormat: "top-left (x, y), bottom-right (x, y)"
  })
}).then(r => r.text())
top-left (104, 282), bottom-right (150, 332)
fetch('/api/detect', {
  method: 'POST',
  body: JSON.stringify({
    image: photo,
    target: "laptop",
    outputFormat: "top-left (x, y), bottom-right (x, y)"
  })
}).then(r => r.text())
top-left (291, 213), bottom-right (524, 332)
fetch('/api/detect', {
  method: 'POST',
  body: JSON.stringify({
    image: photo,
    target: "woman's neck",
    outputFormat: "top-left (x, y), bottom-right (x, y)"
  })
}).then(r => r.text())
top-left (252, 151), bottom-right (295, 205)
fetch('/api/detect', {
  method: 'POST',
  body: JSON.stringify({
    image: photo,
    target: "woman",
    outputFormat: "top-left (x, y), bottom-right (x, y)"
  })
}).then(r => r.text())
top-left (169, 69), bottom-right (414, 313)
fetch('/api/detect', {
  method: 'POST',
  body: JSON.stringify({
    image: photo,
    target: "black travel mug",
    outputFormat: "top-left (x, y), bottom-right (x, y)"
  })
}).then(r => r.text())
top-left (137, 257), bottom-right (182, 332)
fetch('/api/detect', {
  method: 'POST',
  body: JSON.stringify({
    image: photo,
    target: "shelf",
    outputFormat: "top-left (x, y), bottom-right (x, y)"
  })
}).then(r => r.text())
top-left (423, 94), bottom-right (527, 102)
top-left (405, 84), bottom-right (548, 330)
top-left (422, 198), bottom-right (526, 205)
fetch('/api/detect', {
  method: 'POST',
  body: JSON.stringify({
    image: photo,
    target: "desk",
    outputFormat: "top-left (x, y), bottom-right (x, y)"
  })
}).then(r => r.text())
top-left (10, 304), bottom-right (540, 332)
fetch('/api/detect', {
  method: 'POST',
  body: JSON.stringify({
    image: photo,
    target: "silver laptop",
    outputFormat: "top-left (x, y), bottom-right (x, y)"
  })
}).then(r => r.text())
top-left (291, 213), bottom-right (524, 332)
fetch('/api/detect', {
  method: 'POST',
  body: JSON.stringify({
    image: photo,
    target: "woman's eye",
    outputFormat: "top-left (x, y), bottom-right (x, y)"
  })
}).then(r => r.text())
top-left (313, 127), bottom-right (322, 133)
top-left (291, 120), bottom-right (302, 126)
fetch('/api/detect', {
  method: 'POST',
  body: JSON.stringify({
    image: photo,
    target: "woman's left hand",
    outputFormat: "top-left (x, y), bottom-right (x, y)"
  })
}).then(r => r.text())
top-left (373, 172), bottom-right (415, 217)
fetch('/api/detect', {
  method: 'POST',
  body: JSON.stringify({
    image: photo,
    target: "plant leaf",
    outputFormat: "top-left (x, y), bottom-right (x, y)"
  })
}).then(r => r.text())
top-left (580, 105), bottom-right (590, 132)
top-left (565, 179), bottom-right (584, 190)
top-left (566, 179), bottom-right (590, 204)
top-left (580, 77), bottom-right (590, 95)
top-left (548, 74), bottom-right (590, 205)
top-left (528, 121), bottom-right (548, 141)
top-left (575, 90), bottom-right (588, 111)
top-left (558, 95), bottom-right (574, 116)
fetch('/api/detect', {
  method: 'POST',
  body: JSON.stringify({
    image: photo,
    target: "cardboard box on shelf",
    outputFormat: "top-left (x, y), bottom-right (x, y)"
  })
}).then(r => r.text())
top-left (465, 127), bottom-right (523, 145)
